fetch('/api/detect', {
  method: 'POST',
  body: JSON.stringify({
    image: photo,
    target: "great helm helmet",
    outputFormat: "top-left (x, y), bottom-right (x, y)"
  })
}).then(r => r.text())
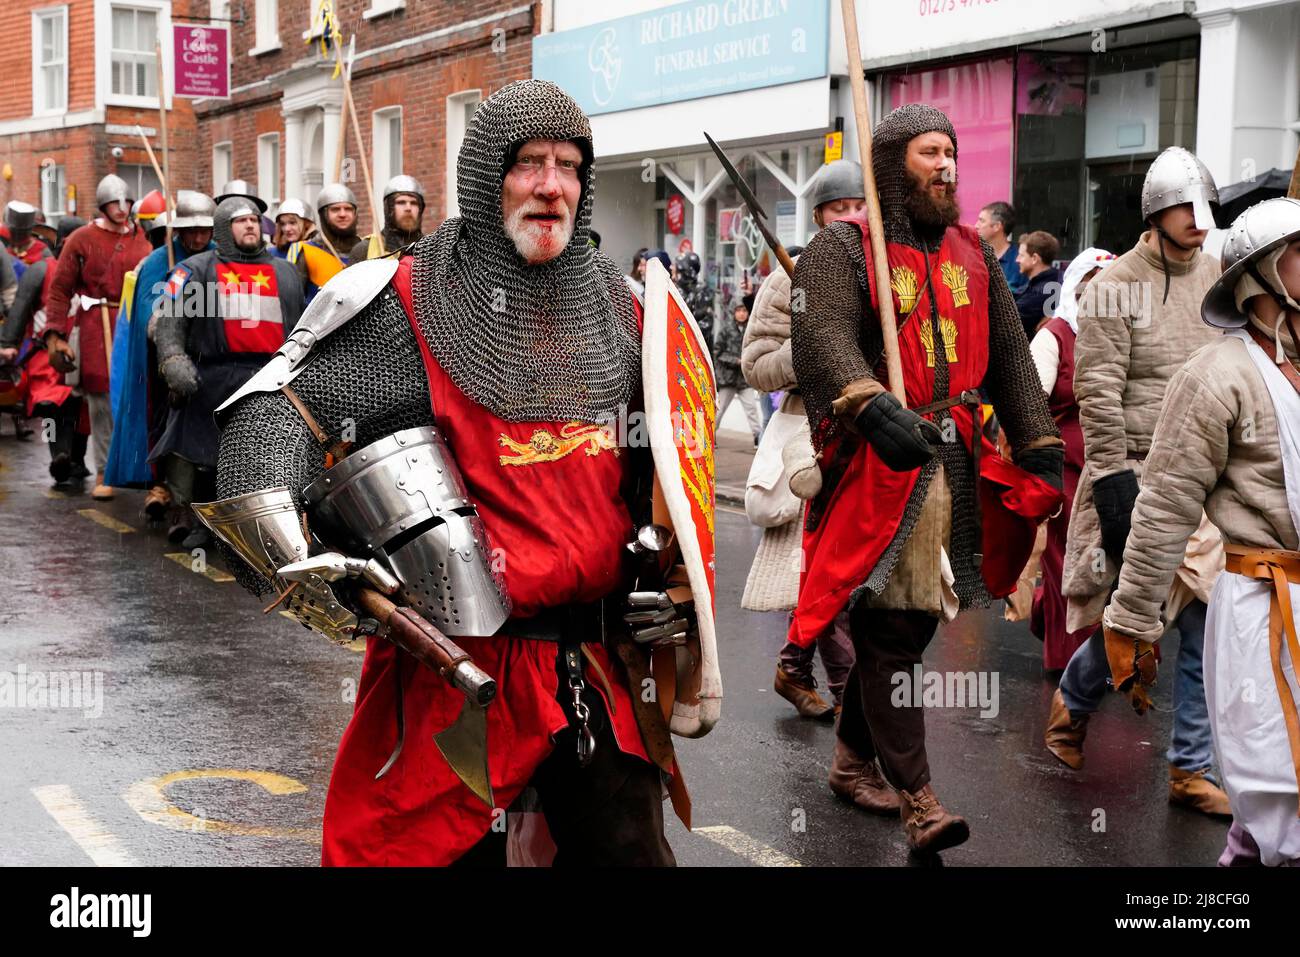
top-left (1202, 197), bottom-right (1300, 329)
top-left (3, 200), bottom-right (38, 232)
top-left (382, 175), bottom-right (424, 203)
top-left (807, 159), bottom-right (866, 211)
top-left (168, 190), bottom-right (217, 229)
top-left (315, 183), bottom-right (357, 211)
top-left (95, 174), bottom-right (132, 211)
top-left (214, 179), bottom-right (268, 213)
top-left (1140, 147), bottom-right (1220, 231)
top-left (275, 198), bottom-right (313, 222)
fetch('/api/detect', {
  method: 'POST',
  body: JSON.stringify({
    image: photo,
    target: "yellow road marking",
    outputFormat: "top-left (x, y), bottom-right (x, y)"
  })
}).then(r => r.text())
top-left (77, 508), bottom-right (135, 533)
top-left (32, 784), bottom-right (139, 867)
top-left (163, 552), bottom-right (234, 583)
top-left (123, 769), bottom-right (320, 843)
top-left (44, 489), bottom-right (71, 500)
top-left (694, 825), bottom-right (802, 867)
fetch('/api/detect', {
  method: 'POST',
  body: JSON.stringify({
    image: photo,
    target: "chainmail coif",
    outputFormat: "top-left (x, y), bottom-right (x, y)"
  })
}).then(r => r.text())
top-left (873, 103), bottom-right (957, 251)
top-left (213, 197), bottom-right (268, 262)
top-left (409, 79), bottom-right (641, 424)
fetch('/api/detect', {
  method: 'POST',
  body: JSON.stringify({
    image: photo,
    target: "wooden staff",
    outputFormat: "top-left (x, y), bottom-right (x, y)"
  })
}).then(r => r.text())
top-left (840, 0), bottom-right (906, 405)
top-left (154, 40), bottom-right (175, 269)
top-left (1288, 144), bottom-right (1300, 200)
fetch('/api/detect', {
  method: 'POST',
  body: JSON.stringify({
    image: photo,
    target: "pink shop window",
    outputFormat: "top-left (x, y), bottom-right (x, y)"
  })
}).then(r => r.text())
top-left (889, 57), bottom-right (1014, 224)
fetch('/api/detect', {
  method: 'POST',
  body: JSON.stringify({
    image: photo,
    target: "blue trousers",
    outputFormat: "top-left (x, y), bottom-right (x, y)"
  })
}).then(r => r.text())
top-left (1058, 599), bottom-right (1214, 773)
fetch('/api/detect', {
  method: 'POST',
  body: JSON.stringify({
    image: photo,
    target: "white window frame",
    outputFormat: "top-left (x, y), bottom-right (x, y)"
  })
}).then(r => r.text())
top-left (372, 106), bottom-right (403, 190)
top-left (94, 0), bottom-right (172, 110)
top-left (212, 140), bottom-right (233, 195)
top-left (251, 0), bottom-right (280, 56)
top-left (303, 0), bottom-right (325, 40)
top-left (40, 162), bottom-right (66, 222)
top-left (362, 0), bottom-right (406, 21)
top-left (258, 132), bottom-right (281, 207)
top-left (445, 90), bottom-right (481, 218)
top-left (32, 6), bottom-right (69, 117)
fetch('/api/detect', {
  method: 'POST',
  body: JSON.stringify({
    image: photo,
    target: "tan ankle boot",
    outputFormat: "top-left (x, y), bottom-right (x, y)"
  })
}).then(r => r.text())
top-left (774, 665), bottom-right (834, 720)
top-left (899, 783), bottom-right (970, 853)
top-left (828, 739), bottom-right (898, 815)
top-left (1169, 765), bottom-right (1232, 818)
top-left (1045, 687), bottom-right (1088, 770)
top-left (91, 473), bottom-right (115, 500)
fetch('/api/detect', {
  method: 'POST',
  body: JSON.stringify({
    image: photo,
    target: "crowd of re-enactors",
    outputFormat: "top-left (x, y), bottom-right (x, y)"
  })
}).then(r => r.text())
top-left (0, 175), bottom-right (428, 550)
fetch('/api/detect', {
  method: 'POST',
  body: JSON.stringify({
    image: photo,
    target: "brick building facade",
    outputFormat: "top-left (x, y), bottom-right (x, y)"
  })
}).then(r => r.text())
top-left (195, 1), bottom-right (537, 236)
top-left (0, 0), bottom-right (202, 224)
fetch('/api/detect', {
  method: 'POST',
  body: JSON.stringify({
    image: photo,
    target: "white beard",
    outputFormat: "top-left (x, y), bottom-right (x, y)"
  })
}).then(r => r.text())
top-left (504, 203), bottom-right (574, 264)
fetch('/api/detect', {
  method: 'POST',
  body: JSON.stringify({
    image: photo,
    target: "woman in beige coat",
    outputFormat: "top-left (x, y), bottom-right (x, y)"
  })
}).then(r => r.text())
top-left (740, 160), bottom-right (865, 733)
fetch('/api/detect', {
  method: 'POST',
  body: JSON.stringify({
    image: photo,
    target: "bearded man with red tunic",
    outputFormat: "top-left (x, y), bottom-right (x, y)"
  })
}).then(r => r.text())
top-left (790, 104), bottom-right (1064, 854)
top-left (203, 81), bottom-right (692, 865)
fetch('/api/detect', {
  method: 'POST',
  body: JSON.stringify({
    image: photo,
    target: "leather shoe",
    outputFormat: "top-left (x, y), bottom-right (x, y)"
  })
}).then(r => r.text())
top-left (1044, 687), bottom-right (1088, 770)
top-left (828, 738), bottom-right (898, 815)
top-left (143, 485), bottom-right (171, 521)
top-left (91, 473), bottom-right (115, 500)
top-left (774, 665), bottom-right (834, 721)
top-left (1169, 765), bottom-right (1232, 818)
top-left (899, 783), bottom-right (969, 853)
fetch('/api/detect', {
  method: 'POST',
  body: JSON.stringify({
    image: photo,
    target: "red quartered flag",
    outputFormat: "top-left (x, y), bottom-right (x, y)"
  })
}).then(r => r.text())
top-left (217, 261), bottom-right (285, 354)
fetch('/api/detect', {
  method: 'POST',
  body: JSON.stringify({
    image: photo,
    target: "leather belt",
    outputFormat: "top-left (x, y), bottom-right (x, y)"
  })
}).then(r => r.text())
top-left (1224, 543), bottom-right (1300, 816)
top-left (504, 598), bottom-right (611, 644)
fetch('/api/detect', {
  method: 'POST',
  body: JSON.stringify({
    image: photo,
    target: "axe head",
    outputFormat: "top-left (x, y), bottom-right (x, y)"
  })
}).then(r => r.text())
top-left (435, 698), bottom-right (494, 809)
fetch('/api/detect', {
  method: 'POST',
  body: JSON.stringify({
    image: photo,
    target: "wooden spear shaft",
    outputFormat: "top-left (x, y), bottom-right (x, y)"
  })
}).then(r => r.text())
top-left (840, 0), bottom-right (906, 405)
top-left (154, 40), bottom-right (175, 270)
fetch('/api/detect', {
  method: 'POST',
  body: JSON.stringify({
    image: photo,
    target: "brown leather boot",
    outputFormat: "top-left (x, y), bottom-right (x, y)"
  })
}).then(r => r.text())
top-left (774, 665), bottom-right (834, 720)
top-left (899, 784), bottom-right (970, 853)
top-left (1169, 765), bottom-right (1232, 818)
top-left (143, 485), bottom-right (171, 520)
top-left (1044, 687), bottom-right (1088, 770)
top-left (828, 738), bottom-right (898, 815)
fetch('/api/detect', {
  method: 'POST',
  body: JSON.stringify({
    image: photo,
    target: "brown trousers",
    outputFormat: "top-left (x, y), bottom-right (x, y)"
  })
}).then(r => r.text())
top-left (835, 606), bottom-right (940, 793)
top-left (453, 646), bottom-right (677, 867)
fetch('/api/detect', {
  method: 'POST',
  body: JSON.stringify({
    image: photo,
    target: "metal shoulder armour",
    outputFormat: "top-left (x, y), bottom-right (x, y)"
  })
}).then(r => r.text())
top-left (215, 257), bottom-right (400, 421)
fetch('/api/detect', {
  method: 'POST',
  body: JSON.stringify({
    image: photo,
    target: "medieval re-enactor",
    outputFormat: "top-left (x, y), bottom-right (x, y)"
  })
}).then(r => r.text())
top-left (1047, 147), bottom-right (1230, 818)
top-left (1101, 197), bottom-right (1300, 866)
top-left (43, 175), bottom-right (152, 500)
top-left (151, 196), bottom-right (305, 549)
top-left (349, 175), bottom-right (426, 263)
top-left (790, 104), bottom-right (1064, 853)
top-left (208, 81), bottom-right (689, 865)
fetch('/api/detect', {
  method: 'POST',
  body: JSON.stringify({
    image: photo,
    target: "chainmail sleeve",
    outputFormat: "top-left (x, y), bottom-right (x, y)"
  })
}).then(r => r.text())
top-left (980, 240), bottom-right (1061, 455)
top-left (214, 285), bottom-right (434, 595)
top-left (791, 221), bottom-right (883, 447)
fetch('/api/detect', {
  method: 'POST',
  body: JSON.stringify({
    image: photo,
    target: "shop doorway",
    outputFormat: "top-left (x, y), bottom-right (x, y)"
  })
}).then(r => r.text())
top-left (1086, 159), bottom-right (1150, 254)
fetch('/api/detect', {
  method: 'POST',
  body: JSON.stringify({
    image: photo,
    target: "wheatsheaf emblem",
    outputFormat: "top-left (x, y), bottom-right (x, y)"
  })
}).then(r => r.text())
top-left (890, 265), bottom-right (919, 315)
top-left (498, 422), bottom-right (619, 466)
top-left (917, 316), bottom-right (959, 367)
top-left (940, 261), bottom-right (970, 307)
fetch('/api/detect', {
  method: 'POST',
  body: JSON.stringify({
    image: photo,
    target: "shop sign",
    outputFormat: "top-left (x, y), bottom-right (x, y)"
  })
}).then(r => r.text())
top-left (533, 0), bottom-right (829, 117)
top-left (173, 24), bottom-right (230, 99)
top-left (718, 207), bottom-right (742, 243)
top-left (667, 194), bottom-right (686, 234)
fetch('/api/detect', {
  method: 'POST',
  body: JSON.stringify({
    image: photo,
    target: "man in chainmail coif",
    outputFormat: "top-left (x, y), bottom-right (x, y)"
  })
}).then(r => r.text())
top-left (210, 80), bottom-right (687, 866)
top-left (789, 103), bottom-right (1064, 854)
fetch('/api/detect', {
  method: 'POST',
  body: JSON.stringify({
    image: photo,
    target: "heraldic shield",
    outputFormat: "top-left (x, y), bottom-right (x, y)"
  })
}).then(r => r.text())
top-left (641, 257), bottom-right (722, 737)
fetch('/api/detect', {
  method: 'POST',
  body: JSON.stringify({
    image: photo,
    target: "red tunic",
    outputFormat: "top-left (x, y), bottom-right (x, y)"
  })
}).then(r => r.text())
top-left (17, 260), bottom-right (74, 413)
top-left (43, 220), bottom-right (150, 394)
top-left (13, 238), bottom-right (50, 266)
top-left (320, 258), bottom-right (650, 866)
top-left (790, 220), bottom-right (1063, 647)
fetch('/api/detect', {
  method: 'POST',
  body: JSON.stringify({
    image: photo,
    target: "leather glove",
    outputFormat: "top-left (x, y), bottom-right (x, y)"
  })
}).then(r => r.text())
top-left (1015, 446), bottom-right (1064, 491)
top-left (1103, 625), bottom-right (1157, 715)
top-left (159, 353), bottom-right (199, 402)
top-left (45, 335), bottom-right (76, 374)
top-left (855, 392), bottom-right (942, 472)
top-left (1093, 468), bottom-right (1139, 560)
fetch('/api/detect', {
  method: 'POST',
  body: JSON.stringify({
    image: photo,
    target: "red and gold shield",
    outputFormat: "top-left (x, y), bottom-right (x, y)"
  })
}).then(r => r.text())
top-left (641, 257), bottom-right (721, 737)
